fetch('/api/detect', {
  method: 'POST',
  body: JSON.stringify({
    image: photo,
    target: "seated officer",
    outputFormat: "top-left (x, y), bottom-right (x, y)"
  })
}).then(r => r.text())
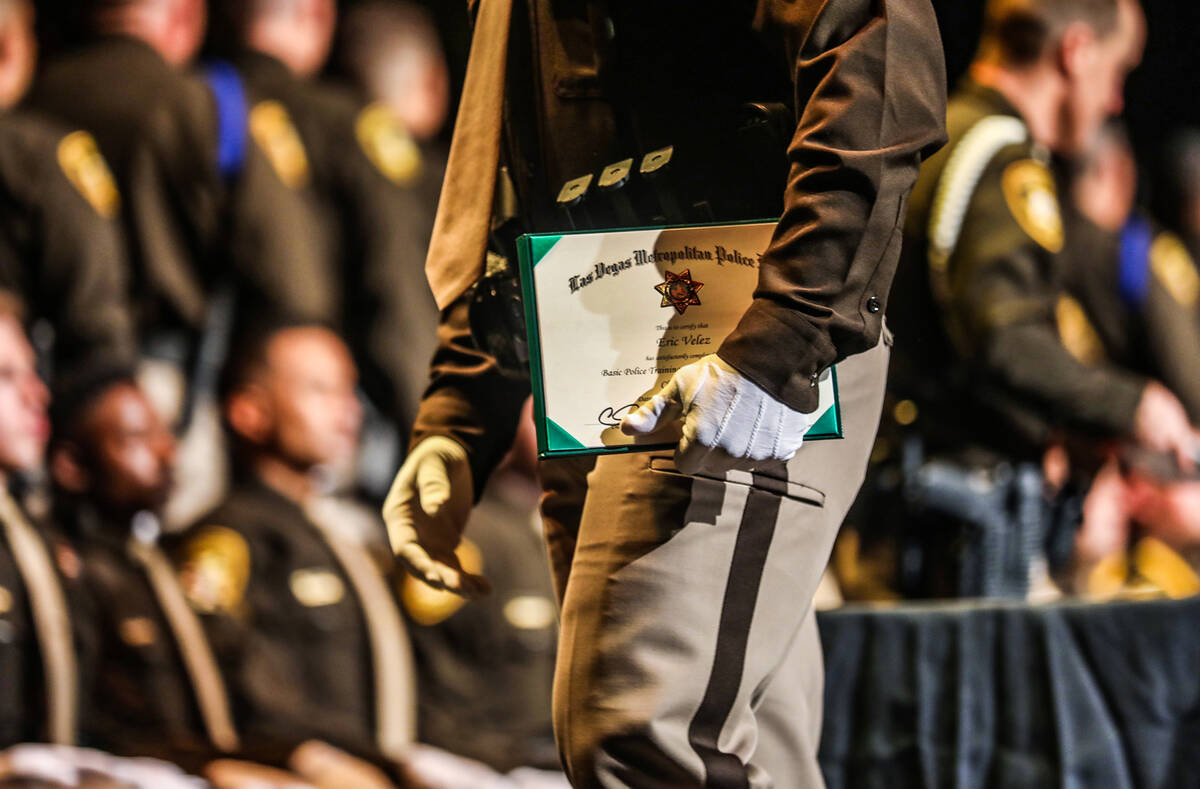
top-left (48, 367), bottom-right (239, 770)
top-left (0, 291), bottom-right (87, 748)
top-left (0, 0), bottom-right (135, 376)
top-left (171, 319), bottom-right (421, 782)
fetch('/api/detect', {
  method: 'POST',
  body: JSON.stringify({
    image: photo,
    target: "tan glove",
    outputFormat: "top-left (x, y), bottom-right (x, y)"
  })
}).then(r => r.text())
top-left (382, 437), bottom-right (488, 597)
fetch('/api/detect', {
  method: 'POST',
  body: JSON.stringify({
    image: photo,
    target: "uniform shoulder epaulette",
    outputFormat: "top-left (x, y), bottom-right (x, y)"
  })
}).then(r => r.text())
top-left (249, 100), bottom-right (311, 189)
top-left (56, 130), bottom-right (120, 219)
top-left (1149, 231), bottom-right (1200, 308)
top-left (355, 102), bottom-right (423, 187)
top-left (1000, 157), bottom-right (1063, 254)
top-left (176, 525), bottom-right (251, 615)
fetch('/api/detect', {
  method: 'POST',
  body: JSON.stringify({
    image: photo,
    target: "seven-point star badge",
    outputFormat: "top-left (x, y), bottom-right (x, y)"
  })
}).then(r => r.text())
top-left (655, 269), bottom-right (704, 314)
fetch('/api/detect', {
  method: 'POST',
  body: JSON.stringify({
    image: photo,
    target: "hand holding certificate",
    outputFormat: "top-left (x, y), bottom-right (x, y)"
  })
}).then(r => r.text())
top-left (518, 221), bottom-right (840, 460)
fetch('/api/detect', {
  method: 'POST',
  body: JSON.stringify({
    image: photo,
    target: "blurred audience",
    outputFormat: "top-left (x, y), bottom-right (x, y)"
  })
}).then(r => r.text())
top-left (0, 0), bottom-right (135, 378)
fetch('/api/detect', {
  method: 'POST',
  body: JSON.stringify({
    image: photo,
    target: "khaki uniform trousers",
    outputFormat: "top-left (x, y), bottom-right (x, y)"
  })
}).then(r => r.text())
top-left (538, 333), bottom-right (889, 789)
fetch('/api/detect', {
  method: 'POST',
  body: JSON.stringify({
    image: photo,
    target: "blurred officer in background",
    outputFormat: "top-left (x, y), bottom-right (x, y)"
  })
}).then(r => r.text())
top-left (170, 319), bottom-right (421, 782)
top-left (887, 0), bottom-right (1198, 598)
top-left (1062, 124), bottom-right (1200, 595)
top-left (0, 0), bottom-right (135, 377)
top-left (211, 0), bottom-right (441, 489)
top-left (48, 368), bottom-right (238, 770)
top-left (0, 291), bottom-right (87, 749)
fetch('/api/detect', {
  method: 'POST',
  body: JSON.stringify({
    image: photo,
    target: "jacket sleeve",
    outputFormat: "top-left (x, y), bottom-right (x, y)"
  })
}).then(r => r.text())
top-left (38, 140), bottom-right (137, 370)
top-left (409, 297), bottom-right (531, 495)
top-left (951, 152), bottom-right (1145, 438)
top-left (719, 0), bottom-right (948, 412)
top-left (1141, 232), bottom-right (1200, 422)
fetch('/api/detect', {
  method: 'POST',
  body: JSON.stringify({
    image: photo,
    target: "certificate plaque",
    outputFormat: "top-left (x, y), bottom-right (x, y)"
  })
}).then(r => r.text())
top-left (517, 221), bottom-right (841, 459)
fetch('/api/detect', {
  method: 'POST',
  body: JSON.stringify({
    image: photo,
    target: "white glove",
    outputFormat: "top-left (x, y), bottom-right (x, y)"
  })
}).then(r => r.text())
top-left (382, 436), bottom-right (487, 597)
top-left (621, 354), bottom-right (811, 476)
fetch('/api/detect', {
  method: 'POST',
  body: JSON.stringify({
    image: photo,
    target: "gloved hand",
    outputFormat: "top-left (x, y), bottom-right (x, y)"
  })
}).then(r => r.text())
top-left (382, 436), bottom-right (488, 597)
top-left (620, 354), bottom-right (812, 476)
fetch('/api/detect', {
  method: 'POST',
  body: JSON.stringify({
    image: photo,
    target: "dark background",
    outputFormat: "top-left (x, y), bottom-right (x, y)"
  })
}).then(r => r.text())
top-left (411, 0), bottom-right (1200, 212)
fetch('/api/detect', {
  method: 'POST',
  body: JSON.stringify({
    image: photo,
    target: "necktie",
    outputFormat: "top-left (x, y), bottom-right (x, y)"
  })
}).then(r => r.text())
top-left (127, 527), bottom-right (239, 753)
top-left (306, 501), bottom-right (416, 760)
top-left (0, 487), bottom-right (77, 745)
top-left (424, 0), bottom-right (516, 309)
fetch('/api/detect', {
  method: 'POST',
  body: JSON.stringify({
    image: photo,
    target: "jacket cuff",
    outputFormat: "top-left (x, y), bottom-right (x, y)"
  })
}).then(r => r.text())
top-left (717, 298), bottom-right (839, 414)
top-left (410, 388), bottom-right (517, 500)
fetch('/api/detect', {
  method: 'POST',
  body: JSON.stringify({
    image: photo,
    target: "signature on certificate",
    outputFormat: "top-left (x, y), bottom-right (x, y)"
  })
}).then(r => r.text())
top-left (597, 403), bottom-right (639, 427)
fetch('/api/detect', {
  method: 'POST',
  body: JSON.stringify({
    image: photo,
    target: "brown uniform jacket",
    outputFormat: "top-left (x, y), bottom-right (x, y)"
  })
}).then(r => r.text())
top-left (889, 80), bottom-right (1146, 457)
top-left (170, 479), bottom-right (413, 779)
top-left (1064, 213), bottom-right (1200, 423)
top-left (66, 506), bottom-right (218, 771)
top-left (414, 0), bottom-right (948, 489)
top-left (0, 110), bottom-right (135, 371)
top-left (28, 36), bottom-right (335, 336)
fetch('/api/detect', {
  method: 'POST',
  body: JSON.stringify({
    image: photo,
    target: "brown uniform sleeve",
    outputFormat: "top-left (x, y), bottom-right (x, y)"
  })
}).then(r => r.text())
top-left (951, 151), bottom-right (1146, 438)
top-left (36, 137), bottom-right (137, 370)
top-left (125, 98), bottom-right (219, 332)
top-left (1142, 233), bottom-right (1200, 422)
top-left (410, 298), bottom-right (530, 494)
top-left (718, 0), bottom-right (948, 412)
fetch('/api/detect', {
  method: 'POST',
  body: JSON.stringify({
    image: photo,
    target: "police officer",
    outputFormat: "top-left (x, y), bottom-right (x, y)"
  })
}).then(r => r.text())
top-left (28, 0), bottom-right (336, 353)
top-left (0, 292), bottom-right (87, 749)
top-left (171, 320), bottom-right (421, 781)
top-left (0, 0), bottom-right (135, 375)
top-left (211, 0), bottom-right (441, 449)
top-left (382, 0), bottom-right (948, 785)
top-left (887, 0), bottom-right (1199, 598)
top-left (48, 368), bottom-right (239, 770)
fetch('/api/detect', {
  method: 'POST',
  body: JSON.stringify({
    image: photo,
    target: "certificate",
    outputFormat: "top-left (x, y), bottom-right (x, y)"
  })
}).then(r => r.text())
top-left (517, 221), bottom-right (840, 459)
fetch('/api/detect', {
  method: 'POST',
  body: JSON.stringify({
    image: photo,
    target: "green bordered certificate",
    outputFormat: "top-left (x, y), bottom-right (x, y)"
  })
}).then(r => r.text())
top-left (518, 221), bottom-right (841, 459)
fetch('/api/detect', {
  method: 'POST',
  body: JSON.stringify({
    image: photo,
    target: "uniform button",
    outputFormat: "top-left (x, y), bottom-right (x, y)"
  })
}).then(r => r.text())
top-left (866, 296), bottom-right (882, 314)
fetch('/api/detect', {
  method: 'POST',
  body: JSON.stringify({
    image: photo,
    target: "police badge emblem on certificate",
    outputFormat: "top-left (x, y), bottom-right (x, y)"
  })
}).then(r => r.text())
top-left (517, 221), bottom-right (841, 459)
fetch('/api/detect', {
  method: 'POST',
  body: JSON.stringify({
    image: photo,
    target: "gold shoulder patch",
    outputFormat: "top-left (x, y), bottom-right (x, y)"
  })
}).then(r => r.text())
top-left (57, 131), bottom-right (120, 218)
top-left (1002, 159), bottom-right (1063, 253)
top-left (1055, 293), bottom-right (1105, 366)
top-left (179, 526), bottom-right (251, 615)
top-left (1150, 233), bottom-right (1200, 309)
top-left (0, 585), bottom-right (11, 615)
top-left (249, 100), bottom-right (310, 189)
top-left (401, 538), bottom-right (483, 626)
top-left (355, 103), bottom-right (422, 186)
top-left (289, 568), bottom-right (345, 607)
